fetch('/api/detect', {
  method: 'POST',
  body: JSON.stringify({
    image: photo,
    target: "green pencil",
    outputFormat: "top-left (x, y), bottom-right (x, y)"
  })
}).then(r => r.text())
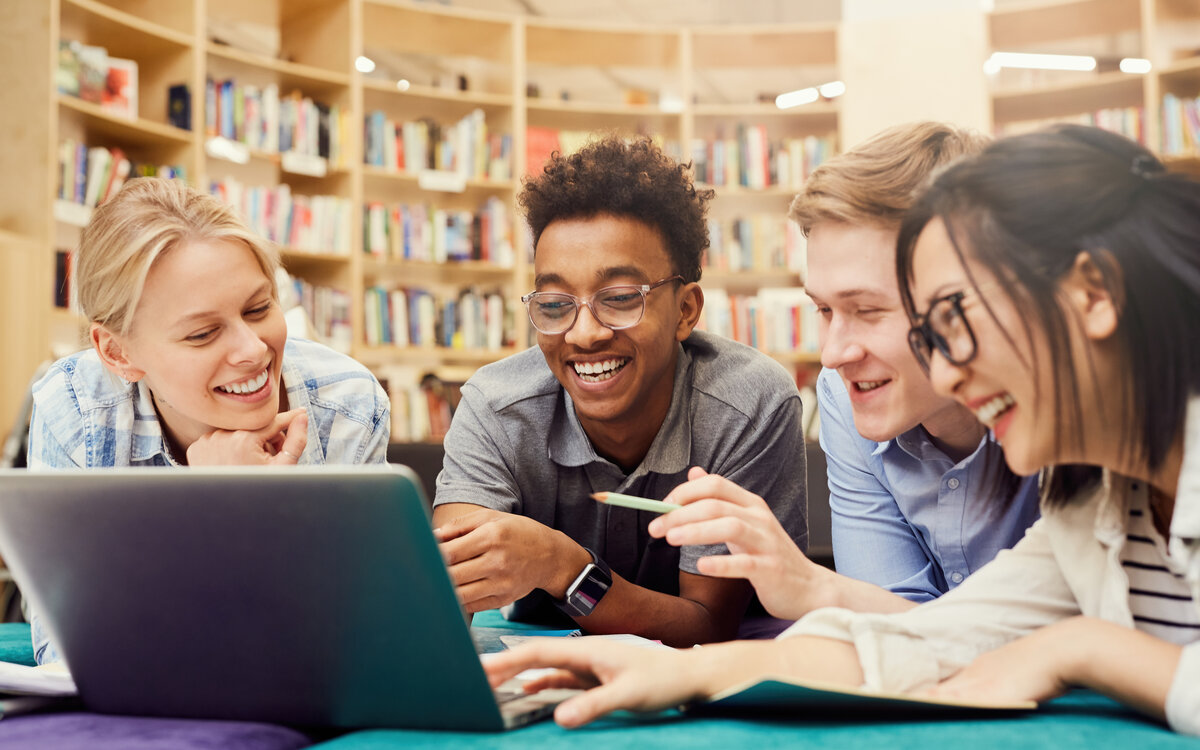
top-left (590, 491), bottom-right (679, 514)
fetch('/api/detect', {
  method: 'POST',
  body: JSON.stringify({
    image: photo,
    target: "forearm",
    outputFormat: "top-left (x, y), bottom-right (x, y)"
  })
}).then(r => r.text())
top-left (1065, 617), bottom-right (1180, 721)
top-left (823, 568), bottom-right (920, 615)
top-left (678, 635), bottom-right (865, 698)
top-left (574, 575), bottom-right (749, 647)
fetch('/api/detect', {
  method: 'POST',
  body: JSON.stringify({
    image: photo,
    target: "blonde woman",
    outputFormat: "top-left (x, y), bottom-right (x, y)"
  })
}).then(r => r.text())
top-left (28, 177), bottom-right (390, 661)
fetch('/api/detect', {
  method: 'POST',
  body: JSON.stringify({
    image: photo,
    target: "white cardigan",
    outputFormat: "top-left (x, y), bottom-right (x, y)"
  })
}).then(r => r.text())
top-left (782, 397), bottom-right (1200, 735)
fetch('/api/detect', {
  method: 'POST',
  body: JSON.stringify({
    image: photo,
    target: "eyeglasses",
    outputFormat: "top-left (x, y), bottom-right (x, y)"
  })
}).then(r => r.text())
top-left (907, 289), bottom-right (979, 371)
top-left (521, 276), bottom-right (684, 335)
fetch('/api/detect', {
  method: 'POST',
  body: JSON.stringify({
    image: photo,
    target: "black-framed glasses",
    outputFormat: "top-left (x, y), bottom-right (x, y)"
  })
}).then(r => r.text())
top-left (907, 290), bottom-right (979, 371)
top-left (521, 276), bottom-right (684, 335)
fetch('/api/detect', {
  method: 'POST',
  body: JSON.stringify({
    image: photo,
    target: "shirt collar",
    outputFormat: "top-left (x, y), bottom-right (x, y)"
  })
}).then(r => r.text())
top-left (129, 381), bottom-right (180, 465)
top-left (546, 342), bottom-right (692, 476)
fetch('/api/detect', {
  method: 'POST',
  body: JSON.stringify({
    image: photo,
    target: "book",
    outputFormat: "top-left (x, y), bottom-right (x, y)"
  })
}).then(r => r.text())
top-left (168, 84), bottom-right (191, 130)
top-left (102, 56), bottom-right (138, 118)
top-left (687, 675), bottom-right (1036, 718)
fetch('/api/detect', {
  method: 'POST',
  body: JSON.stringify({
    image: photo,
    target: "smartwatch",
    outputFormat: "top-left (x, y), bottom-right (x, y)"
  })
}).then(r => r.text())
top-left (556, 547), bottom-right (612, 618)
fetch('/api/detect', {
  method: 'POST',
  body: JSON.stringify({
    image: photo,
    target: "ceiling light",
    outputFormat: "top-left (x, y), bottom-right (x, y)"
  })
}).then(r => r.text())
top-left (1120, 58), bottom-right (1152, 74)
top-left (355, 56), bottom-right (376, 73)
top-left (396, 79), bottom-right (411, 91)
top-left (984, 52), bottom-right (1097, 72)
top-left (776, 81), bottom-right (843, 110)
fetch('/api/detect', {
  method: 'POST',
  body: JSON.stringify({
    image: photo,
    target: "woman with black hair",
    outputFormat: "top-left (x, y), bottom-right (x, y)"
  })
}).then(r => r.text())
top-left (481, 125), bottom-right (1200, 736)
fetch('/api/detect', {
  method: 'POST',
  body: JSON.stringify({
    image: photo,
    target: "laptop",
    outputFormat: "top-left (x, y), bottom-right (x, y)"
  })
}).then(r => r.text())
top-left (0, 465), bottom-right (577, 730)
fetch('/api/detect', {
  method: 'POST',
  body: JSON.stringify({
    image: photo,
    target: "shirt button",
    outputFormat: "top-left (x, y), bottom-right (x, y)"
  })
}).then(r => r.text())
top-left (950, 572), bottom-right (964, 584)
top-left (947, 477), bottom-right (961, 490)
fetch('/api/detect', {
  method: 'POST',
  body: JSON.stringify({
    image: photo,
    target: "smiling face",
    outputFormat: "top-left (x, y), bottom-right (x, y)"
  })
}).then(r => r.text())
top-left (97, 238), bottom-right (288, 452)
top-left (806, 220), bottom-right (969, 443)
top-left (532, 214), bottom-right (701, 461)
top-left (909, 217), bottom-right (1062, 476)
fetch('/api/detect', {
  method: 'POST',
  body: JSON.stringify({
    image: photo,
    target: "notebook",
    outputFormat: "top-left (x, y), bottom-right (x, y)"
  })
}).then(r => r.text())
top-left (688, 675), bottom-right (1037, 718)
top-left (0, 465), bottom-right (576, 730)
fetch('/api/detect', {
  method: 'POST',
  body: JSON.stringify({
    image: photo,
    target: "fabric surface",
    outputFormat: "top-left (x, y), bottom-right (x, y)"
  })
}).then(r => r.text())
top-left (0, 712), bottom-right (311, 750)
top-left (305, 692), bottom-right (1186, 750)
top-left (435, 330), bottom-right (808, 600)
top-left (818, 368), bottom-right (1041, 602)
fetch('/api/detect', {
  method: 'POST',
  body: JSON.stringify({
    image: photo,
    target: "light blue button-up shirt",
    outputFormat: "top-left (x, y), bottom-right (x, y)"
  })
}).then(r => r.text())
top-left (26, 337), bottom-right (391, 663)
top-left (816, 367), bottom-right (1040, 602)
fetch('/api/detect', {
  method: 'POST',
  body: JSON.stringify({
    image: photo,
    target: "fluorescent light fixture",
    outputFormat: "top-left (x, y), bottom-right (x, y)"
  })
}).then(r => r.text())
top-left (818, 80), bottom-right (846, 98)
top-left (984, 52), bottom-right (1097, 72)
top-left (776, 80), bottom-right (843, 110)
top-left (396, 79), bottom-right (411, 91)
top-left (355, 55), bottom-right (376, 73)
top-left (1120, 58), bottom-right (1152, 74)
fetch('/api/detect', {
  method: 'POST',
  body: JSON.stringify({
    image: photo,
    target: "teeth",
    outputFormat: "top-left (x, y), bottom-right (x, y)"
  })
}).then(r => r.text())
top-left (573, 358), bottom-right (627, 383)
top-left (218, 369), bottom-right (269, 395)
top-left (974, 393), bottom-right (1015, 425)
top-left (857, 380), bottom-right (886, 392)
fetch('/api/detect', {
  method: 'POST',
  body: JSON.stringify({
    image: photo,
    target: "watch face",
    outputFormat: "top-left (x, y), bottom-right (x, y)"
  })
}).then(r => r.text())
top-left (567, 563), bottom-right (612, 617)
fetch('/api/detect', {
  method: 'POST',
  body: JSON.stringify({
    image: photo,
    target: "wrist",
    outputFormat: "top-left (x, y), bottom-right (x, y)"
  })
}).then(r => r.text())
top-left (545, 534), bottom-right (593, 600)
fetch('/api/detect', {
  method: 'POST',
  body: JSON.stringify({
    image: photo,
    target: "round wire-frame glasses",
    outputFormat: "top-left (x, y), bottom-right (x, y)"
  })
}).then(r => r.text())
top-left (521, 276), bottom-right (684, 335)
top-left (907, 290), bottom-right (979, 371)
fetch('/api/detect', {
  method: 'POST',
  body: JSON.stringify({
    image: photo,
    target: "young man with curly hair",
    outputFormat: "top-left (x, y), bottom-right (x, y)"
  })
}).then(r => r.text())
top-left (432, 136), bottom-right (808, 646)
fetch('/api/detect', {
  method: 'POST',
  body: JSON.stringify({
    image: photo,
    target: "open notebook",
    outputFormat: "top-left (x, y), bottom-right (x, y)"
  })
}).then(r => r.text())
top-left (688, 675), bottom-right (1037, 717)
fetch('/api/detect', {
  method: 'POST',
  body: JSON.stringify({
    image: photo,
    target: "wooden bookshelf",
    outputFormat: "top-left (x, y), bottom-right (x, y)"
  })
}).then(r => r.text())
top-left (10, 0), bottom-right (853, 442)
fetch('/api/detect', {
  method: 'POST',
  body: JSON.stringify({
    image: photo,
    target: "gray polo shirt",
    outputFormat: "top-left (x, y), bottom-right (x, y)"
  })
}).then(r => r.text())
top-left (435, 330), bottom-right (808, 602)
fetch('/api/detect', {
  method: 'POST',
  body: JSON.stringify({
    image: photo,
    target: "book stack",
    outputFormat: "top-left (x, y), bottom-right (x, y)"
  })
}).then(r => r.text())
top-left (362, 286), bottom-right (510, 351)
top-left (996, 107), bottom-right (1146, 145)
top-left (705, 215), bottom-right (807, 274)
top-left (55, 141), bottom-right (186, 225)
top-left (699, 287), bottom-right (818, 355)
top-left (363, 197), bottom-right (514, 267)
top-left (57, 40), bottom-right (138, 119)
top-left (1161, 92), bottom-right (1200, 156)
top-left (525, 127), bottom-right (683, 176)
top-left (210, 179), bottom-right (353, 255)
top-left (281, 274), bottom-right (352, 353)
top-left (204, 78), bottom-right (351, 168)
top-left (689, 131), bottom-right (834, 190)
top-left (379, 375), bottom-right (462, 443)
top-left (364, 109), bottom-right (512, 181)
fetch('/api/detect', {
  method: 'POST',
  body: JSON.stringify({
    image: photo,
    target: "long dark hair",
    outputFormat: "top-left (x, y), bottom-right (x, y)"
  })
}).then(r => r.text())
top-left (896, 124), bottom-right (1200, 506)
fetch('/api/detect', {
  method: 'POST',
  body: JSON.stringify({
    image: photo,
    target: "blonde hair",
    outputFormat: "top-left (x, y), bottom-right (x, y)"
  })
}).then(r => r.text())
top-left (788, 121), bottom-right (989, 235)
top-left (78, 177), bottom-right (280, 335)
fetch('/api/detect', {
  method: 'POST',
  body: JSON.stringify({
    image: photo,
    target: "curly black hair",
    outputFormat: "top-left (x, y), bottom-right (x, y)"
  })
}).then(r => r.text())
top-left (519, 135), bottom-right (713, 283)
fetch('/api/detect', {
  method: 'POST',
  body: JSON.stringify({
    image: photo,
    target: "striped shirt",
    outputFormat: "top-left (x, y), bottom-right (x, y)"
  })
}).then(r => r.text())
top-left (1122, 488), bottom-right (1200, 644)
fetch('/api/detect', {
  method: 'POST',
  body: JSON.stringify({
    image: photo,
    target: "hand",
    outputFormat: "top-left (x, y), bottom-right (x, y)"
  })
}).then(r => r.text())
top-left (924, 618), bottom-right (1086, 706)
top-left (185, 410), bottom-right (308, 466)
top-left (649, 467), bottom-right (829, 620)
top-left (435, 509), bottom-right (589, 613)
top-left (483, 638), bottom-right (708, 728)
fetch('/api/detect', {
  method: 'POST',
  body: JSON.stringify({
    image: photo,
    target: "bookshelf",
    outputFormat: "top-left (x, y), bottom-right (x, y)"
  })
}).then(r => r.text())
top-left (6, 0), bottom-right (848, 443)
top-left (986, 0), bottom-right (1200, 167)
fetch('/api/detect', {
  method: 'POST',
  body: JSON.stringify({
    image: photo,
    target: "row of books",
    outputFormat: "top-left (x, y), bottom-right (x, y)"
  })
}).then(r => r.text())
top-left (364, 109), bottom-right (513, 181)
top-left (705, 215), bottom-right (807, 273)
top-left (363, 286), bottom-right (510, 350)
top-left (690, 131), bottom-right (835, 191)
top-left (699, 287), bottom-right (819, 354)
top-left (56, 141), bottom-right (185, 210)
top-left (363, 197), bottom-right (514, 266)
top-left (280, 274), bottom-right (353, 354)
top-left (1161, 92), bottom-right (1200, 156)
top-left (525, 126), bottom-right (684, 177)
top-left (205, 78), bottom-right (351, 168)
top-left (210, 179), bottom-right (353, 255)
top-left (56, 40), bottom-right (137, 119)
top-left (997, 107), bottom-right (1146, 144)
top-left (379, 375), bottom-right (461, 443)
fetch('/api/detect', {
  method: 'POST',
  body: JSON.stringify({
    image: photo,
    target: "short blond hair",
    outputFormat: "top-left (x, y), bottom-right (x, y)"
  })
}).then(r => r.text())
top-left (78, 177), bottom-right (280, 335)
top-left (788, 121), bottom-right (989, 235)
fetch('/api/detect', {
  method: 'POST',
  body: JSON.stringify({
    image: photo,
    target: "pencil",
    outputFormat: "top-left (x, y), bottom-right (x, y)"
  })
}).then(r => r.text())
top-left (590, 491), bottom-right (679, 514)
